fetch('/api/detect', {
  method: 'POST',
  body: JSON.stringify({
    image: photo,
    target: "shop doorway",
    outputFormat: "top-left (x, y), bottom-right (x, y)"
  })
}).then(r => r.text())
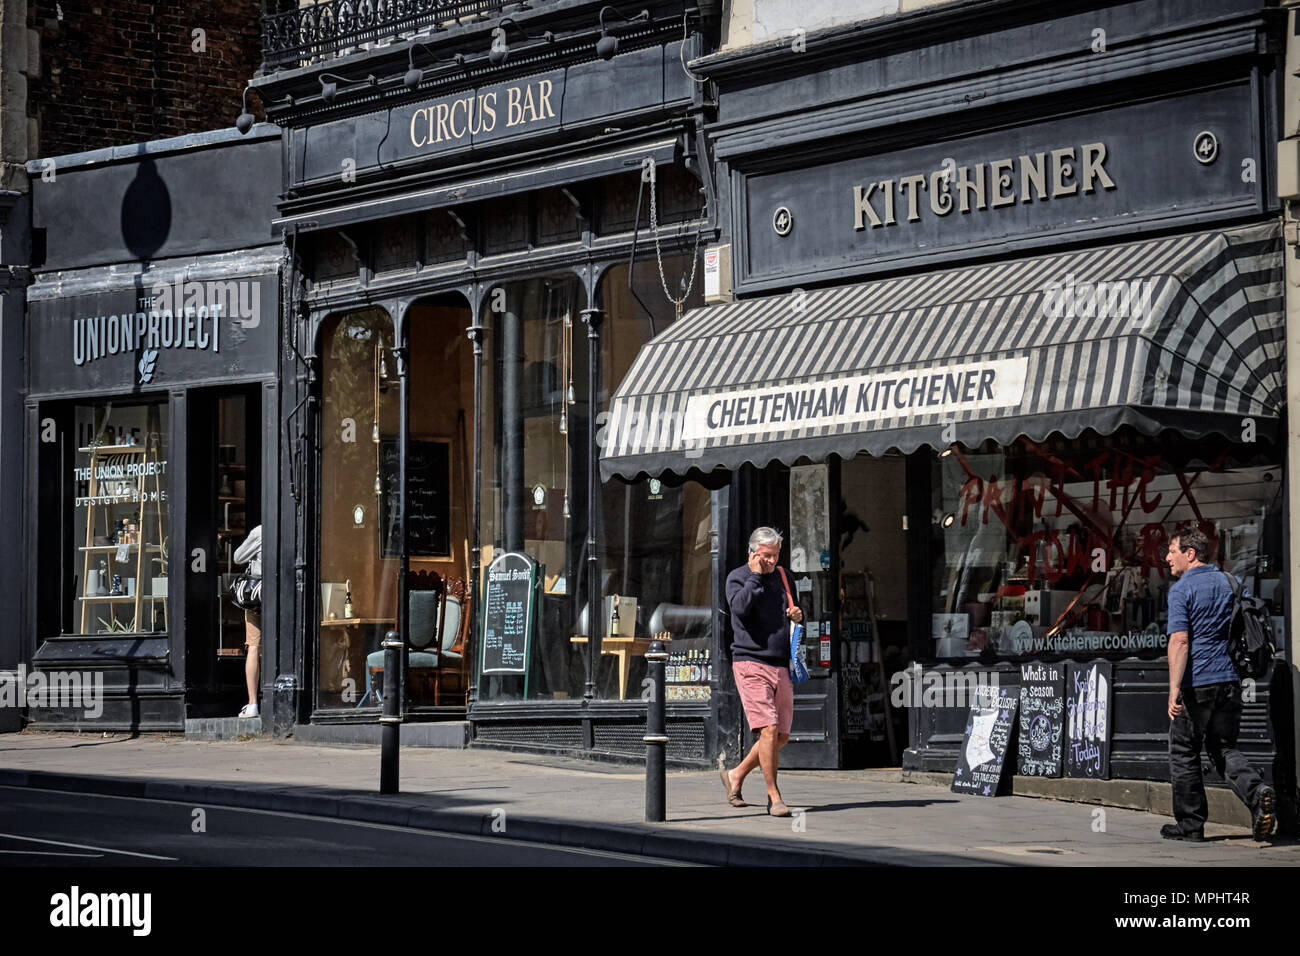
top-left (837, 454), bottom-right (910, 768)
top-left (184, 386), bottom-right (262, 717)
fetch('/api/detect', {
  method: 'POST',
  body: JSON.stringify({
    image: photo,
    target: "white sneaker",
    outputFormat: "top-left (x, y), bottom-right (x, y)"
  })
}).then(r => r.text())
top-left (238, 704), bottom-right (259, 718)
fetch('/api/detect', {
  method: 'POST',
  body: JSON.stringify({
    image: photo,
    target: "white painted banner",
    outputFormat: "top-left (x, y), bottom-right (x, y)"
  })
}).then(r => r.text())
top-left (680, 357), bottom-right (1029, 441)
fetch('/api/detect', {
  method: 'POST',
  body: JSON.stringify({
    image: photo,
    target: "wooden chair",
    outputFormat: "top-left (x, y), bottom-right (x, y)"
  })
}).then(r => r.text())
top-left (365, 570), bottom-right (444, 706)
top-left (436, 577), bottom-right (469, 706)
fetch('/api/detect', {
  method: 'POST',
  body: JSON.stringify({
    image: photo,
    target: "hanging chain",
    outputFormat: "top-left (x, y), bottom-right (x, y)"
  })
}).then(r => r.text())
top-left (647, 159), bottom-right (702, 320)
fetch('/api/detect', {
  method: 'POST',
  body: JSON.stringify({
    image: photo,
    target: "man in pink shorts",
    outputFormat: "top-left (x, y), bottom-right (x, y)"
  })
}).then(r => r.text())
top-left (719, 527), bottom-right (803, 816)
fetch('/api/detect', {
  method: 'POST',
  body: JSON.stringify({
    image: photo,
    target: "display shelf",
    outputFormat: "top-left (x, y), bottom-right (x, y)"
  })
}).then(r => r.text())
top-left (77, 444), bottom-right (148, 454)
top-left (79, 413), bottom-right (168, 635)
top-left (78, 598), bottom-right (167, 606)
top-left (79, 544), bottom-right (163, 552)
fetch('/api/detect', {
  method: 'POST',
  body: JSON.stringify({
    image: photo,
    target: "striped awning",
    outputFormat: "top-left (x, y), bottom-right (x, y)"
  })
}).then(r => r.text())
top-left (600, 223), bottom-right (1283, 480)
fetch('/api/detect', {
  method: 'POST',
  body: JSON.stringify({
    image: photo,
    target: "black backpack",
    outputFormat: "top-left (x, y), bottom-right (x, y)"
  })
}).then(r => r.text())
top-left (1220, 571), bottom-right (1276, 679)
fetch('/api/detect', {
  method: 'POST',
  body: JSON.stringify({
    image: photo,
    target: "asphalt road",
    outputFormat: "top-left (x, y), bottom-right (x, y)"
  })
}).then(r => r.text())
top-left (0, 786), bottom-right (695, 867)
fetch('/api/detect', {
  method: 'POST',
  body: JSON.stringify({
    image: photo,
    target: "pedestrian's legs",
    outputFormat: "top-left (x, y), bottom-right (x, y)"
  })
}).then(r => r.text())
top-left (244, 610), bottom-right (261, 713)
top-left (1169, 689), bottom-right (1210, 834)
top-left (757, 724), bottom-right (782, 800)
top-left (1204, 682), bottom-right (1264, 811)
top-left (730, 732), bottom-right (765, 790)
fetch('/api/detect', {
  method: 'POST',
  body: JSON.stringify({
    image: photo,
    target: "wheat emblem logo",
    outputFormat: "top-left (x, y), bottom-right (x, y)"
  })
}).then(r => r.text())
top-left (138, 348), bottom-right (159, 385)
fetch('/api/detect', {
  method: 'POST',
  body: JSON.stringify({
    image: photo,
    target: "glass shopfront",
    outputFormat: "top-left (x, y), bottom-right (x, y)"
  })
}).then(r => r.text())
top-left (316, 308), bottom-right (400, 709)
top-left (476, 256), bottom-right (708, 703)
top-left (929, 428), bottom-right (1284, 662)
top-left (67, 400), bottom-right (170, 636)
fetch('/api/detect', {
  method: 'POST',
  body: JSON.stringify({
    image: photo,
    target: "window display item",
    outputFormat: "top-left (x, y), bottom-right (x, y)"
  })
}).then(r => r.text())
top-left (605, 595), bottom-right (636, 636)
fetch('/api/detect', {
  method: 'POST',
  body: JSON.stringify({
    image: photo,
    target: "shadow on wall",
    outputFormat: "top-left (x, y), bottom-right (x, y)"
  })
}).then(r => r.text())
top-left (121, 155), bottom-right (172, 264)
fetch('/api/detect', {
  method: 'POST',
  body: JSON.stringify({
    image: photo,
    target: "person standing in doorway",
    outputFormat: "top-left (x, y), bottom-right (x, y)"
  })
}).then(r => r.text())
top-left (234, 524), bottom-right (263, 719)
top-left (719, 526), bottom-right (803, 816)
top-left (1163, 525), bottom-right (1276, 842)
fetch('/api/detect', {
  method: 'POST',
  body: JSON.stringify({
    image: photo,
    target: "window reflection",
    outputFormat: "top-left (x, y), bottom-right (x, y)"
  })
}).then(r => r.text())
top-left (930, 432), bottom-right (1283, 660)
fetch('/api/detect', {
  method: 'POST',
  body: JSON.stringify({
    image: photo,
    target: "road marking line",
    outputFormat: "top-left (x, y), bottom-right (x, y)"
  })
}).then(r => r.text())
top-left (0, 849), bottom-right (103, 857)
top-left (0, 832), bottom-right (177, 861)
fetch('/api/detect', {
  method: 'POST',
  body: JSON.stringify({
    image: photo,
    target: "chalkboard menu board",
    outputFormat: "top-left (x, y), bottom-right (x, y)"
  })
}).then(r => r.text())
top-left (952, 686), bottom-right (1020, 797)
top-left (479, 552), bottom-right (538, 676)
top-left (1018, 662), bottom-right (1065, 777)
top-left (1066, 661), bottom-right (1112, 779)
top-left (380, 439), bottom-right (450, 557)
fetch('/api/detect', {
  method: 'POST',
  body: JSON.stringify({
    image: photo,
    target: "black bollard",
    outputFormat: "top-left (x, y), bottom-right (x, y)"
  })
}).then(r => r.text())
top-left (643, 633), bottom-right (669, 822)
top-left (379, 630), bottom-right (402, 794)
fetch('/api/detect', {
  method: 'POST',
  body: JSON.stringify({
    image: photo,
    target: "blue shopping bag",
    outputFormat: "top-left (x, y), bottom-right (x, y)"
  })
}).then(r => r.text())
top-left (789, 622), bottom-right (810, 684)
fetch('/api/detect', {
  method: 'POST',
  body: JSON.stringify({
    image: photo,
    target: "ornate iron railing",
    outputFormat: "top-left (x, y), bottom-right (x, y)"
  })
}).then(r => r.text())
top-left (260, 0), bottom-right (536, 70)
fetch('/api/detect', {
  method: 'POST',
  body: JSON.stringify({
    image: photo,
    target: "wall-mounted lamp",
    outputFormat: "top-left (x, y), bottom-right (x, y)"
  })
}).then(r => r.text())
top-left (235, 86), bottom-right (293, 135)
top-left (489, 17), bottom-right (555, 66)
top-left (235, 86), bottom-right (259, 135)
top-left (320, 72), bottom-right (377, 104)
top-left (596, 6), bottom-right (650, 60)
top-left (403, 42), bottom-right (467, 91)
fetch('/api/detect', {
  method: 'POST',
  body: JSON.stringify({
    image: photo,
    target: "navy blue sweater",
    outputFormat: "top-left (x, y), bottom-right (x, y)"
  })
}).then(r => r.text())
top-left (725, 565), bottom-right (791, 665)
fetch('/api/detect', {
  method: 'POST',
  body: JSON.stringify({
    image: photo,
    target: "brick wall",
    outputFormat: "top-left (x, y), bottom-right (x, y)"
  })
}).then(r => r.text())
top-left (27, 1), bottom-right (263, 156)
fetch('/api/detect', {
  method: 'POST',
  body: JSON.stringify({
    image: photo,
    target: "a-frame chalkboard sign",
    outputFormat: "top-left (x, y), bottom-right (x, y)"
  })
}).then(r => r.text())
top-left (479, 552), bottom-right (540, 691)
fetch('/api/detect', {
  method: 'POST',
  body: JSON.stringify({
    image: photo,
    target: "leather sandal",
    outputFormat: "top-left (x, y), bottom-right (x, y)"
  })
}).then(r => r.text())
top-left (720, 766), bottom-right (746, 807)
top-left (767, 796), bottom-right (792, 817)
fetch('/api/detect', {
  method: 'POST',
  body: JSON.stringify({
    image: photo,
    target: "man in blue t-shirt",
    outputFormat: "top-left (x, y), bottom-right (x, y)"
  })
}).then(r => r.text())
top-left (1163, 526), bottom-right (1275, 842)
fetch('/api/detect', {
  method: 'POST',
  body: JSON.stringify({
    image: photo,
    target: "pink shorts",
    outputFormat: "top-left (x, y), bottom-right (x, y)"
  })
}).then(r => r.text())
top-left (732, 659), bottom-right (794, 735)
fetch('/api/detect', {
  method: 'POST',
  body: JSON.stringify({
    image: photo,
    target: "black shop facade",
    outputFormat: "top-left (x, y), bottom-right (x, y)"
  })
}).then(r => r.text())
top-left (251, 2), bottom-right (723, 760)
top-left (599, 0), bottom-right (1294, 785)
top-left (19, 126), bottom-right (287, 730)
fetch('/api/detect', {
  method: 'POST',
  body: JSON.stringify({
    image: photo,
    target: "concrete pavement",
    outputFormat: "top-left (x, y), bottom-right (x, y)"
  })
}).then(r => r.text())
top-left (1, 731), bottom-right (1294, 866)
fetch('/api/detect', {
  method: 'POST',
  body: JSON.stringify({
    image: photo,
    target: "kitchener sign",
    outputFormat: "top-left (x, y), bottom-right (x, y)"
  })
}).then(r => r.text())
top-left (681, 357), bottom-right (1028, 442)
top-left (739, 82), bottom-right (1261, 291)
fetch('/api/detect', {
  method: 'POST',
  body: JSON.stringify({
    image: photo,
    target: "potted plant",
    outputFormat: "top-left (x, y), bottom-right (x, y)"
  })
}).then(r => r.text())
top-left (151, 538), bottom-right (168, 599)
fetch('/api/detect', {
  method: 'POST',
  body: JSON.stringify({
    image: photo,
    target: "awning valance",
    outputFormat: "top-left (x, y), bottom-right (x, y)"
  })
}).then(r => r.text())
top-left (600, 223), bottom-right (1283, 480)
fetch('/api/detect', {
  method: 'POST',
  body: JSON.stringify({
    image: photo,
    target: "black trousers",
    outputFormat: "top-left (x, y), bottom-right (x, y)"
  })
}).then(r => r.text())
top-left (1168, 680), bottom-right (1264, 834)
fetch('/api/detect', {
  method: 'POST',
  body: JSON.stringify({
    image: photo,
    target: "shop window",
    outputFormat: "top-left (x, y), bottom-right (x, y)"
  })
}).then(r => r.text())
top-left (929, 431), bottom-right (1284, 662)
top-left (316, 309), bottom-right (398, 709)
top-left (68, 401), bottom-right (170, 635)
top-left (475, 255), bottom-right (708, 703)
top-left (598, 256), bottom-right (712, 701)
top-left (479, 275), bottom-right (588, 701)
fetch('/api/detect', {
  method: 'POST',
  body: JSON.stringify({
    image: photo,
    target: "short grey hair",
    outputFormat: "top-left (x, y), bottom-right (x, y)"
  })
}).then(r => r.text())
top-left (748, 526), bottom-right (783, 552)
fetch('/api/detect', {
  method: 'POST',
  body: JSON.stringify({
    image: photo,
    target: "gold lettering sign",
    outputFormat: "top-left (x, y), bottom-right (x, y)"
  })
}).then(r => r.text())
top-left (851, 142), bottom-right (1115, 231)
top-left (409, 79), bottom-right (556, 149)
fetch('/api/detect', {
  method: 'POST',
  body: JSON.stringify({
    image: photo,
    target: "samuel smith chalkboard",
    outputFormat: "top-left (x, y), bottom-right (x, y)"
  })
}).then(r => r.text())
top-left (953, 685), bottom-right (1020, 797)
top-left (479, 551), bottom-right (538, 676)
top-left (380, 439), bottom-right (450, 557)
